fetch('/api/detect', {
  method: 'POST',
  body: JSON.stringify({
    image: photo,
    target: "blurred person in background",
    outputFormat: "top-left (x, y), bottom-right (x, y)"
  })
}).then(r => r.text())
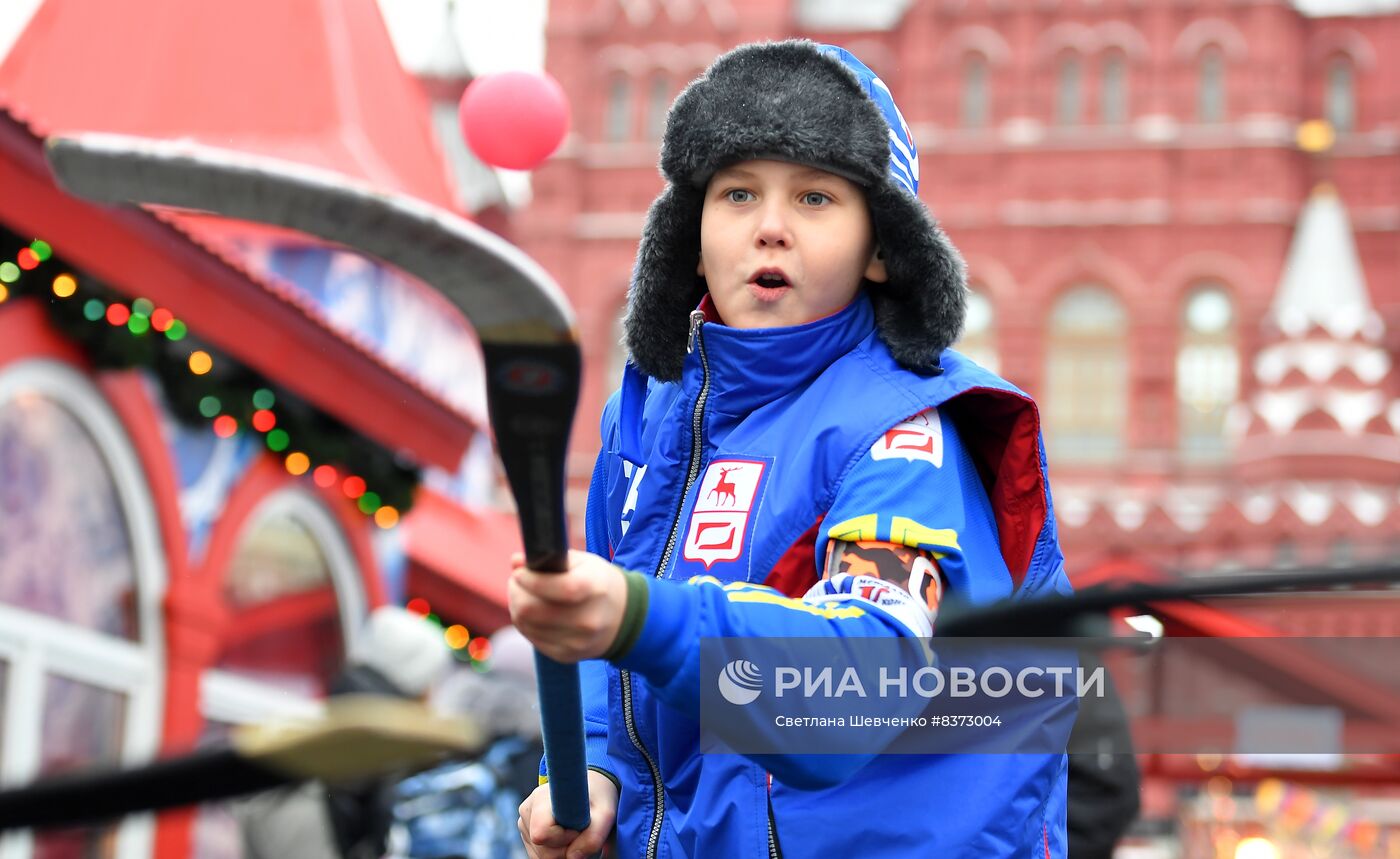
top-left (236, 606), bottom-right (453, 859)
top-left (388, 626), bottom-right (545, 859)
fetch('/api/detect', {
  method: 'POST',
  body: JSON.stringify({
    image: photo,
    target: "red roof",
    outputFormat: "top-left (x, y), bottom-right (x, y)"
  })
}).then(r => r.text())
top-left (0, 103), bottom-right (476, 470)
top-left (0, 0), bottom-right (457, 210)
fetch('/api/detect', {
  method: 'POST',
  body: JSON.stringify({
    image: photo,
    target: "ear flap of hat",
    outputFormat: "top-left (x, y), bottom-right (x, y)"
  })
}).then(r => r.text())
top-left (623, 183), bottom-right (707, 382)
top-left (866, 182), bottom-right (968, 374)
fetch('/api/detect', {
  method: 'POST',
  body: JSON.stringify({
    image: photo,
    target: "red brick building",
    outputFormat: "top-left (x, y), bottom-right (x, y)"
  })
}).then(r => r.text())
top-left (521, 0), bottom-right (1400, 585)
top-left (515, 0), bottom-right (1400, 850)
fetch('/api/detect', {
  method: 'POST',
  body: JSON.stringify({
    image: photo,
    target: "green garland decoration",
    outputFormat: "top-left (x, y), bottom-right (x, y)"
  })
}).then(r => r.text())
top-left (0, 226), bottom-right (420, 519)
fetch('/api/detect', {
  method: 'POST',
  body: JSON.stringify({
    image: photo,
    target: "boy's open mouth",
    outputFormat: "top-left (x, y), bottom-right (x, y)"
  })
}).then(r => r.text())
top-left (748, 268), bottom-right (792, 298)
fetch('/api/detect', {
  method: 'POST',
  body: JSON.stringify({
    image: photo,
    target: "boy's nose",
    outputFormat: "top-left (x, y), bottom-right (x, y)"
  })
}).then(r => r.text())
top-left (754, 202), bottom-right (792, 248)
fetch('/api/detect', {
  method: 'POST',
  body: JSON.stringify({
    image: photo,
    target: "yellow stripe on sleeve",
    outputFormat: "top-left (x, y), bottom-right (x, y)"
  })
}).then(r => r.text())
top-left (890, 517), bottom-right (961, 553)
top-left (724, 590), bottom-right (867, 620)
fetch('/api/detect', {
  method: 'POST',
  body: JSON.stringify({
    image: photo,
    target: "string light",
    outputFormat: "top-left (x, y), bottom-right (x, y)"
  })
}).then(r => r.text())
top-left (0, 284), bottom-right (7, 304)
top-left (313, 464), bottom-right (337, 488)
top-left (14, 243), bottom-right (416, 528)
top-left (285, 452), bottom-right (311, 475)
top-left (51, 274), bottom-right (77, 298)
top-left (406, 598), bottom-right (430, 616)
top-left (444, 625), bottom-right (470, 649)
top-left (342, 476), bottom-right (367, 499)
top-left (467, 637), bottom-right (492, 662)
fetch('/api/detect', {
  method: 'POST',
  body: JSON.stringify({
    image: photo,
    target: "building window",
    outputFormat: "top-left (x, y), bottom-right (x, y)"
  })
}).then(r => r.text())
top-left (646, 73), bottom-right (670, 140)
top-left (0, 359), bottom-right (166, 859)
top-left (956, 287), bottom-right (998, 373)
top-left (1056, 53), bottom-right (1082, 126)
top-left (216, 497), bottom-right (355, 698)
top-left (1101, 53), bottom-right (1128, 125)
top-left (1046, 285), bottom-right (1128, 461)
top-left (0, 392), bottom-right (138, 639)
top-left (1197, 46), bottom-right (1227, 123)
top-left (962, 53), bottom-right (989, 128)
top-left (1177, 284), bottom-right (1237, 460)
top-left (1326, 57), bottom-right (1355, 133)
top-left (605, 74), bottom-right (632, 142)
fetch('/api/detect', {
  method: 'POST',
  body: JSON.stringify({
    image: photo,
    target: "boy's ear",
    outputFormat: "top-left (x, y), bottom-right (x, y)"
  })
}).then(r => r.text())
top-left (864, 247), bottom-right (888, 284)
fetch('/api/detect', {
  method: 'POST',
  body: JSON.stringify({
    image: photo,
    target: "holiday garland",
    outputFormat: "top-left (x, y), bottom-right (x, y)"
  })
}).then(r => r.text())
top-left (0, 226), bottom-right (420, 523)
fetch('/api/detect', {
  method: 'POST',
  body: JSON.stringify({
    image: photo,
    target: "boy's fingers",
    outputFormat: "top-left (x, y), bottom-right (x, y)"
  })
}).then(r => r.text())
top-left (514, 567), bottom-right (589, 606)
top-left (528, 819), bottom-right (578, 848)
top-left (569, 824), bottom-right (611, 857)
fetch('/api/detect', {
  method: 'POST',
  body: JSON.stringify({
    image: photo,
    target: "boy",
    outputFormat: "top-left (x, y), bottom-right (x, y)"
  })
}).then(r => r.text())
top-left (510, 41), bottom-right (1074, 858)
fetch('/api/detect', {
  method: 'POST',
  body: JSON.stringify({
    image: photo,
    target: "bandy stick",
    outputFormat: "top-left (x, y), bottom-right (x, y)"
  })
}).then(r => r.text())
top-left (42, 133), bottom-right (592, 832)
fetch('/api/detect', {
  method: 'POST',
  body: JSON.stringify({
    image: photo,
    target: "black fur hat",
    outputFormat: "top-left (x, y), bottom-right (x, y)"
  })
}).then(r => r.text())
top-left (623, 40), bottom-right (967, 381)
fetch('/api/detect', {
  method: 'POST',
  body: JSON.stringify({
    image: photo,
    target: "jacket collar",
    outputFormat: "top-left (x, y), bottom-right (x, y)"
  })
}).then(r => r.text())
top-left (683, 291), bottom-right (876, 416)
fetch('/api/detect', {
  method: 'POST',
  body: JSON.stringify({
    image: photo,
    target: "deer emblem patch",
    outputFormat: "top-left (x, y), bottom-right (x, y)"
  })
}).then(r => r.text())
top-left (683, 459), bottom-right (767, 569)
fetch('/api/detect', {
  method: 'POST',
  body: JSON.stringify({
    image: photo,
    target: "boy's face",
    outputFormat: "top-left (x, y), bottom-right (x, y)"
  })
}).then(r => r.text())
top-left (698, 159), bottom-right (887, 329)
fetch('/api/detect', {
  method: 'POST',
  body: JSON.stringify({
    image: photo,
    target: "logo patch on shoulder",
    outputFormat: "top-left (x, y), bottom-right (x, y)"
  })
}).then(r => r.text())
top-left (871, 408), bottom-right (942, 467)
top-left (683, 459), bottom-right (766, 569)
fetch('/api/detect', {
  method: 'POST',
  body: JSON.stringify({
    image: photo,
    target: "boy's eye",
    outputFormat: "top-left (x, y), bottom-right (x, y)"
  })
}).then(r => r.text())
top-left (801, 191), bottom-right (831, 207)
top-left (725, 189), bottom-right (755, 203)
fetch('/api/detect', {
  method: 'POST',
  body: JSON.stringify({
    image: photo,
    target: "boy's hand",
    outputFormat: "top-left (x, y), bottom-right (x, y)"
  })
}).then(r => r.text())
top-left (518, 770), bottom-right (619, 859)
top-left (509, 549), bottom-right (628, 663)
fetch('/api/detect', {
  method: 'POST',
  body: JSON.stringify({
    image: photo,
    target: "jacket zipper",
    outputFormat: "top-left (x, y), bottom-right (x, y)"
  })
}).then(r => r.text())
top-left (622, 309), bottom-right (711, 859)
top-left (767, 772), bottom-right (781, 859)
top-left (767, 801), bottom-right (781, 859)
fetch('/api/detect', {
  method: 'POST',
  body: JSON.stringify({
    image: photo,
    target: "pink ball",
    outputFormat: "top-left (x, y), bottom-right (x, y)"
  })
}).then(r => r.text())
top-left (458, 70), bottom-right (571, 171)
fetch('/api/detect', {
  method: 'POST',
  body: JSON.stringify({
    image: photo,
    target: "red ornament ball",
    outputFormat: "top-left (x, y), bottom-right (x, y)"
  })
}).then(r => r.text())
top-left (458, 70), bottom-right (570, 171)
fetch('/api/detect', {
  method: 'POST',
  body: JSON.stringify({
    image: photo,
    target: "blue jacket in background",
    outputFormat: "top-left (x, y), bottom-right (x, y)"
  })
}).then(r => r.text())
top-left (559, 295), bottom-right (1075, 858)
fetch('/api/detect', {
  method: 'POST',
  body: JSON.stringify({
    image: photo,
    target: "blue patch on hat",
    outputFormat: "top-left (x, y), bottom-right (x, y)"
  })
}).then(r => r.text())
top-left (817, 44), bottom-right (919, 197)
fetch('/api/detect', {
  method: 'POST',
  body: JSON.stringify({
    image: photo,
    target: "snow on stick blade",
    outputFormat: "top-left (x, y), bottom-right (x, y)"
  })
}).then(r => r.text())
top-left (44, 133), bottom-right (574, 345)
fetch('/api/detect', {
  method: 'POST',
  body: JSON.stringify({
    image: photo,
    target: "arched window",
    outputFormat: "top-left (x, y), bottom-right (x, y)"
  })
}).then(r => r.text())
top-left (961, 53), bottom-right (989, 128)
top-left (1046, 286), bottom-right (1129, 461)
top-left (1056, 53), bottom-right (1083, 126)
top-left (956, 287), bottom-right (999, 373)
top-left (0, 359), bottom-right (166, 858)
top-left (605, 74), bottom-right (632, 142)
top-left (1326, 56), bottom-right (1355, 133)
top-left (1197, 46), bottom-right (1227, 123)
top-left (1101, 52), bottom-right (1129, 125)
top-left (208, 491), bottom-right (364, 702)
top-left (1177, 284), bottom-right (1238, 459)
top-left (646, 73), bottom-right (671, 140)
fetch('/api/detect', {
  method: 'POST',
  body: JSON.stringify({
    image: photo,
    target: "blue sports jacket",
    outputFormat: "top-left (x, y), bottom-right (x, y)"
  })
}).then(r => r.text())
top-left (563, 294), bottom-right (1074, 858)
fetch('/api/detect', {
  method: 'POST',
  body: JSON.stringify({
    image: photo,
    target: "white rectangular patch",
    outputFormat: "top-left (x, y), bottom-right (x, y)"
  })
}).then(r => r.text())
top-left (871, 408), bottom-right (943, 467)
top-left (683, 459), bottom-right (766, 568)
